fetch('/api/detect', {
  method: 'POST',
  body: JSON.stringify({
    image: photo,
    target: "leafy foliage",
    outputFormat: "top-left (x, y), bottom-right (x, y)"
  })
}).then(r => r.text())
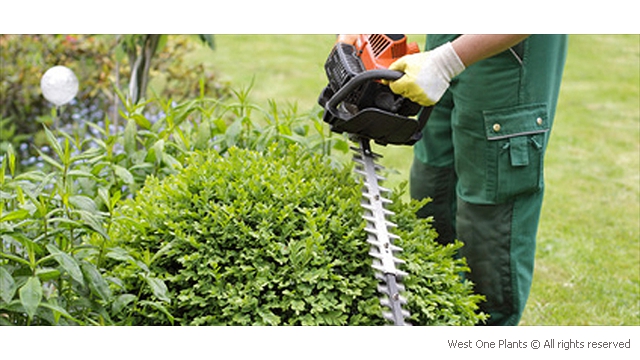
top-left (107, 145), bottom-right (486, 325)
top-left (0, 92), bottom-right (349, 325)
top-left (1, 86), bottom-right (484, 325)
top-left (108, 145), bottom-right (379, 325)
top-left (388, 185), bottom-right (487, 325)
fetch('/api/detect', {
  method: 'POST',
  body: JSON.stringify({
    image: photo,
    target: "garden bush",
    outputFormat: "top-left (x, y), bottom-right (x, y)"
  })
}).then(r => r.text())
top-left (0, 93), bottom-right (350, 325)
top-left (108, 144), bottom-right (486, 325)
top-left (0, 91), bottom-right (485, 325)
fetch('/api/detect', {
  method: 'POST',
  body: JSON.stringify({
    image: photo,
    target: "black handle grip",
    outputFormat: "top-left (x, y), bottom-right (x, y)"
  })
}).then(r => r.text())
top-left (325, 69), bottom-right (404, 118)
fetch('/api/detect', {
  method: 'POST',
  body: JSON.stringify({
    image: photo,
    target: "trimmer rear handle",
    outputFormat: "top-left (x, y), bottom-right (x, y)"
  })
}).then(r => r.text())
top-left (326, 70), bottom-right (404, 120)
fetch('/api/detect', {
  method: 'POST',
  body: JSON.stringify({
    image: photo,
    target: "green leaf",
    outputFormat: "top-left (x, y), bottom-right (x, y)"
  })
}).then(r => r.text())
top-left (0, 252), bottom-right (30, 267)
top-left (124, 119), bottom-right (137, 154)
top-left (80, 261), bottom-right (112, 301)
top-left (145, 276), bottom-right (171, 303)
top-left (43, 126), bottom-right (64, 159)
top-left (113, 165), bottom-right (135, 185)
top-left (106, 247), bottom-right (135, 263)
top-left (156, 35), bottom-right (169, 53)
top-left (46, 244), bottom-right (84, 284)
top-left (257, 307), bottom-right (281, 325)
top-left (194, 120), bottom-right (210, 150)
top-left (331, 137), bottom-right (350, 153)
top-left (98, 187), bottom-right (111, 211)
top-left (5, 143), bottom-right (16, 177)
top-left (149, 139), bottom-right (165, 165)
top-left (35, 149), bottom-right (64, 171)
top-left (197, 34), bottom-right (215, 50)
top-left (112, 294), bottom-right (136, 315)
top-left (75, 210), bottom-right (109, 240)
top-left (162, 153), bottom-right (182, 172)
top-left (225, 119), bottom-right (242, 147)
top-left (132, 113), bottom-right (152, 130)
top-left (36, 268), bottom-right (61, 282)
top-left (0, 267), bottom-right (17, 303)
top-left (19, 276), bottom-right (42, 320)
top-left (69, 195), bottom-right (98, 213)
top-left (0, 209), bottom-right (30, 222)
top-left (39, 301), bottom-right (84, 325)
top-left (67, 169), bottom-right (97, 179)
top-left (139, 300), bottom-right (174, 325)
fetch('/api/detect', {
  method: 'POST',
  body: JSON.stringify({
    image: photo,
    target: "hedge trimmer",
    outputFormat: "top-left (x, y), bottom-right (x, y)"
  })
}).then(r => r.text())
top-left (318, 34), bottom-right (432, 325)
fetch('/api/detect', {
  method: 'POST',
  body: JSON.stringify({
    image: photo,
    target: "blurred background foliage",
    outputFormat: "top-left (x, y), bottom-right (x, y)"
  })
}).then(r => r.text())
top-left (0, 34), bottom-right (225, 172)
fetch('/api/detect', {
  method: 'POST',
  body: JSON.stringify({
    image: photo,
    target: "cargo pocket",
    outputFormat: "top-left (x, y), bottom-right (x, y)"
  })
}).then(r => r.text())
top-left (483, 103), bottom-right (549, 203)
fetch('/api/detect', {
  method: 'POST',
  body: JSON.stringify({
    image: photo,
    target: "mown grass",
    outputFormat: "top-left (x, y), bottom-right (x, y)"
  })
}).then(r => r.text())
top-left (522, 35), bottom-right (639, 325)
top-left (191, 34), bottom-right (639, 325)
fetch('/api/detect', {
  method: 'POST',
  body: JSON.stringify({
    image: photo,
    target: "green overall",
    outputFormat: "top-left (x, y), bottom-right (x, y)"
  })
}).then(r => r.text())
top-left (410, 35), bottom-right (568, 325)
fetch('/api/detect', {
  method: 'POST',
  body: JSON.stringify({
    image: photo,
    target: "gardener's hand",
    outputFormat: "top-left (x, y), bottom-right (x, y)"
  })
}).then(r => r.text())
top-left (386, 42), bottom-right (465, 107)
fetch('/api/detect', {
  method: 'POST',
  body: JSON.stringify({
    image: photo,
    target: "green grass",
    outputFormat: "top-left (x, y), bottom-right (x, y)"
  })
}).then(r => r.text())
top-left (521, 35), bottom-right (639, 325)
top-left (192, 34), bottom-right (639, 325)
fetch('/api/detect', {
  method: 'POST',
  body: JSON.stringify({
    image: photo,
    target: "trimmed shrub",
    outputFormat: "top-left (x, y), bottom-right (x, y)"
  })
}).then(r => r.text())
top-left (0, 94), bottom-right (349, 326)
top-left (109, 144), bottom-right (486, 325)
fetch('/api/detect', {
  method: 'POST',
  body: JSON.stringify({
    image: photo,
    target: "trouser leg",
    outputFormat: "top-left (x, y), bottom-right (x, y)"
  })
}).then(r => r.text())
top-left (457, 191), bottom-right (542, 325)
top-left (410, 162), bottom-right (457, 245)
top-left (412, 35), bottom-right (566, 325)
top-left (410, 92), bottom-right (457, 245)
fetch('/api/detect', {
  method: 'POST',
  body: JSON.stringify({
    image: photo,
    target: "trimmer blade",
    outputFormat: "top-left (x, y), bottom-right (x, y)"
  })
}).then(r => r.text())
top-left (353, 138), bottom-right (411, 326)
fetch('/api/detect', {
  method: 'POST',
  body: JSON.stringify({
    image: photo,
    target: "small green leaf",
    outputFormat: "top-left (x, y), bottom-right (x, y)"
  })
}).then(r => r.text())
top-left (35, 150), bottom-right (64, 171)
top-left (39, 301), bottom-right (84, 325)
top-left (0, 252), bottom-right (30, 267)
top-left (194, 120), bottom-right (210, 150)
top-left (124, 119), bottom-right (137, 154)
top-left (0, 267), bottom-right (17, 303)
top-left (36, 268), bottom-right (61, 282)
top-left (67, 169), bottom-right (97, 179)
top-left (113, 165), bottom-right (135, 185)
top-left (98, 187), bottom-right (111, 211)
top-left (43, 126), bottom-right (64, 159)
top-left (106, 247), bottom-right (135, 263)
top-left (81, 262), bottom-right (112, 301)
top-left (139, 300), bottom-right (174, 325)
top-left (75, 210), bottom-right (109, 240)
top-left (213, 117), bottom-right (227, 132)
top-left (132, 113), bottom-right (152, 130)
top-left (225, 119), bottom-right (242, 147)
top-left (0, 209), bottom-right (30, 222)
top-left (150, 139), bottom-right (165, 165)
top-left (5, 143), bottom-right (15, 177)
top-left (331, 138), bottom-right (350, 153)
top-left (19, 276), bottom-right (42, 320)
top-left (69, 195), bottom-right (98, 213)
top-left (257, 307), bottom-right (280, 325)
top-left (46, 244), bottom-right (84, 284)
top-left (145, 276), bottom-right (171, 303)
top-left (112, 294), bottom-right (137, 315)
top-left (197, 34), bottom-right (215, 50)
top-left (290, 299), bottom-right (305, 313)
top-left (162, 153), bottom-right (182, 172)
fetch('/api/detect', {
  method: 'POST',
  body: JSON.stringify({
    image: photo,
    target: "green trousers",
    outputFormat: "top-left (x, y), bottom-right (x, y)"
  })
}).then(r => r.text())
top-left (410, 35), bottom-right (568, 325)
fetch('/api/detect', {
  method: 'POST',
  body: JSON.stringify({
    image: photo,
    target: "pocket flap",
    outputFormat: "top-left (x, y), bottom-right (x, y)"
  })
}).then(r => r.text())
top-left (509, 135), bottom-right (529, 167)
top-left (483, 103), bottom-right (549, 140)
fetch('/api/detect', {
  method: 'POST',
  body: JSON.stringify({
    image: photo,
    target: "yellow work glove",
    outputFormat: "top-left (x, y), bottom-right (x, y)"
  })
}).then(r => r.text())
top-left (387, 42), bottom-right (465, 107)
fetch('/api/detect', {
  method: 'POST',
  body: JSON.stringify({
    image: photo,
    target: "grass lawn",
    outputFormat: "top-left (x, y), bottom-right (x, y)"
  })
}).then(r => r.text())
top-left (194, 34), bottom-right (639, 325)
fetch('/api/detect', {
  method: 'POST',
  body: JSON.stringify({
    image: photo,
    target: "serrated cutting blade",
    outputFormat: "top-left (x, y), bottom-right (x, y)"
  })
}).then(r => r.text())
top-left (353, 138), bottom-right (411, 326)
